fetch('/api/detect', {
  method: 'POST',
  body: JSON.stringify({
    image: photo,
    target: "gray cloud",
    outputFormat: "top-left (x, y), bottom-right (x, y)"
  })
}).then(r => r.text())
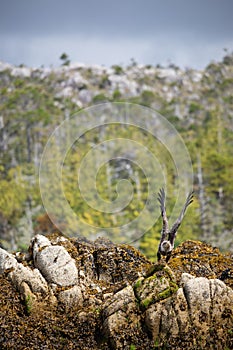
top-left (0, 0), bottom-right (232, 68)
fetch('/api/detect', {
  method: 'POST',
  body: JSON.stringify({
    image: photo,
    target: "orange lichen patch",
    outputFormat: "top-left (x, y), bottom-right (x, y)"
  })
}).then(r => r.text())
top-left (169, 240), bottom-right (233, 289)
top-left (46, 230), bottom-right (69, 242)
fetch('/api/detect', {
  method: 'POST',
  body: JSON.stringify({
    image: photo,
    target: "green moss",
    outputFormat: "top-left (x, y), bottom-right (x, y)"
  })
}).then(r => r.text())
top-left (169, 281), bottom-right (179, 291)
top-left (163, 266), bottom-right (176, 283)
top-left (147, 275), bottom-right (159, 283)
top-left (157, 282), bottom-right (178, 300)
top-left (25, 294), bottom-right (33, 315)
top-left (134, 277), bottom-right (143, 290)
top-left (145, 263), bottom-right (165, 277)
top-left (130, 345), bottom-right (136, 350)
top-left (141, 297), bottom-right (153, 309)
top-left (157, 287), bottom-right (172, 300)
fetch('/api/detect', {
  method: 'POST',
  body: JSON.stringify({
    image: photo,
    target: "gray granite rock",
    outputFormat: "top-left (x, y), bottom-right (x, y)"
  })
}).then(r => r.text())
top-left (34, 244), bottom-right (78, 286)
top-left (0, 248), bottom-right (17, 273)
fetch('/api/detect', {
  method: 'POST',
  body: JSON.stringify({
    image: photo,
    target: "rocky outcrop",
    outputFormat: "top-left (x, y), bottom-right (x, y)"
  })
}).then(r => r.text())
top-left (144, 274), bottom-right (233, 347)
top-left (0, 235), bottom-right (232, 349)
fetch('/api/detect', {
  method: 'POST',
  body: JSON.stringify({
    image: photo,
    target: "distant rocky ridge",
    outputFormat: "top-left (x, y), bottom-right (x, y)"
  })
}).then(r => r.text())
top-left (0, 58), bottom-right (221, 112)
top-left (1, 55), bottom-right (232, 118)
top-left (0, 234), bottom-right (232, 349)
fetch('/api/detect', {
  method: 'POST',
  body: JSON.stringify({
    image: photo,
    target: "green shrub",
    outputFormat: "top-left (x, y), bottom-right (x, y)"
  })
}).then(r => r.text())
top-left (112, 65), bottom-right (124, 75)
top-left (112, 89), bottom-right (121, 100)
top-left (92, 93), bottom-right (109, 104)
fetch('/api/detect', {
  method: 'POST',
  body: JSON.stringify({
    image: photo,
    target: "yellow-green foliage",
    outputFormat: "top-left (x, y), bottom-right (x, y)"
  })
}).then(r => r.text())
top-left (0, 167), bottom-right (26, 223)
top-left (0, 54), bottom-right (233, 254)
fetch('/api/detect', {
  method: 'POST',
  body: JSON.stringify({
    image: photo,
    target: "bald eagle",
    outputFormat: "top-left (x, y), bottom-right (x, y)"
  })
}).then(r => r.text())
top-left (157, 188), bottom-right (194, 262)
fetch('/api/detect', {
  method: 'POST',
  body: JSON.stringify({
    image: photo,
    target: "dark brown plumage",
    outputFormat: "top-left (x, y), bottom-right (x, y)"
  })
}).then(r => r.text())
top-left (157, 188), bottom-right (194, 262)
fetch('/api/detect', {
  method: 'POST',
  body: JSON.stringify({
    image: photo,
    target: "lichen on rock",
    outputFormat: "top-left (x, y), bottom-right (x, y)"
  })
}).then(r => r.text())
top-left (0, 235), bottom-right (232, 349)
top-left (134, 265), bottom-right (178, 310)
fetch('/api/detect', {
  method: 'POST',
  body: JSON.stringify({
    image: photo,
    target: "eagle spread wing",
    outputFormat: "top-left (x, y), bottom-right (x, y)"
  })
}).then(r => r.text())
top-left (168, 191), bottom-right (194, 245)
top-left (157, 188), bottom-right (169, 240)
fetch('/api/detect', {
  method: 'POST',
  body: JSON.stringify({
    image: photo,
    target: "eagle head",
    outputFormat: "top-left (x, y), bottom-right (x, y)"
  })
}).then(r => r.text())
top-left (161, 240), bottom-right (172, 254)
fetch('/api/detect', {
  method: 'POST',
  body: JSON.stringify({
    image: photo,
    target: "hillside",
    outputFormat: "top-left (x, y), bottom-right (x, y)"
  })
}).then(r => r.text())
top-left (0, 53), bottom-right (233, 257)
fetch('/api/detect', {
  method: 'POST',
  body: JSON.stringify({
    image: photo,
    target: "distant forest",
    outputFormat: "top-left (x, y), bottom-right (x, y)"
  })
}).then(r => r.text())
top-left (0, 53), bottom-right (233, 259)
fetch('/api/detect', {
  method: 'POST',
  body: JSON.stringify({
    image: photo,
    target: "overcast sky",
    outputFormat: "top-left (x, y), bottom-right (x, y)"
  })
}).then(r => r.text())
top-left (0, 0), bottom-right (233, 69)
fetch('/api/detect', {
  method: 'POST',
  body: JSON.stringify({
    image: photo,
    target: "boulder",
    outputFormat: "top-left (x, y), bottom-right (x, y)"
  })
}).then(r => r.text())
top-left (134, 265), bottom-right (178, 309)
top-left (102, 286), bottom-right (148, 350)
top-left (0, 248), bottom-right (17, 273)
top-left (11, 66), bottom-right (31, 78)
top-left (57, 285), bottom-right (83, 310)
top-left (10, 264), bottom-right (48, 295)
top-left (145, 273), bottom-right (233, 341)
top-left (34, 244), bottom-right (78, 286)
